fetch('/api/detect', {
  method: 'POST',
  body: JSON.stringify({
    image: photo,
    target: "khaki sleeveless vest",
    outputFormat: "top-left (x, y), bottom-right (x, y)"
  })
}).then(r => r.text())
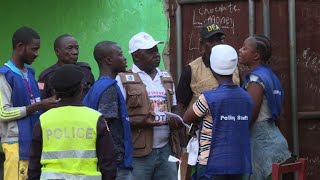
top-left (189, 57), bottom-right (240, 108)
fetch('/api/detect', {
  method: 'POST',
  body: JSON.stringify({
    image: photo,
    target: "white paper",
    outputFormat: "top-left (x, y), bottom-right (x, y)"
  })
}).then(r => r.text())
top-left (168, 155), bottom-right (181, 180)
top-left (186, 137), bottom-right (199, 165)
top-left (168, 155), bottom-right (181, 163)
top-left (178, 163), bottom-right (181, 180)
top-left (164, 112), bottom-right (191, 129)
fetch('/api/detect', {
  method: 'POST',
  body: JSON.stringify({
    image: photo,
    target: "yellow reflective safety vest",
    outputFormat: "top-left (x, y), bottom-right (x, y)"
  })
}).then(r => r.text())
top-left (40, 106), bottom-right (102, 180)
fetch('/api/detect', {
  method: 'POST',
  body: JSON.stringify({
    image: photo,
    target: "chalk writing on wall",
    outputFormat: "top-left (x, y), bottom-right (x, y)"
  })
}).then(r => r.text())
top-left (297, 48), bottom-right (320, 98)
top-left (192, 3), bottom-right (240, 33)
top-left (298, 48), bottom-right (320, 73)
top-left (183, 1), bottom-right (246, 65)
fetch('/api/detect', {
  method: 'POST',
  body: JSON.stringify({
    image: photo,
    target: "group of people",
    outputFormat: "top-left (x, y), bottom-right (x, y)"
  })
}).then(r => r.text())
top-left (0, 23), bottom-right (294, 180)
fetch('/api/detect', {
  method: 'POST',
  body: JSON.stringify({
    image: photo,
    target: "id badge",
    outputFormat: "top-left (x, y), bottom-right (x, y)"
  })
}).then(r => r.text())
top-left (30, 99), bottom-right (35, 104)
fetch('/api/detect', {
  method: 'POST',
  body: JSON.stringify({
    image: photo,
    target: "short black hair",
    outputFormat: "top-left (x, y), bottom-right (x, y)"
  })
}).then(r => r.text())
top-left (54, 34), bottom-right (73, 49)
top-left (93, 41), bottom-right (117, 65)
top-left (252, 35), bottom-right (272, 63)
top-left (12, 26), bottom-right (40, 49)
top-left (200, 33), bottom-right (224, 44)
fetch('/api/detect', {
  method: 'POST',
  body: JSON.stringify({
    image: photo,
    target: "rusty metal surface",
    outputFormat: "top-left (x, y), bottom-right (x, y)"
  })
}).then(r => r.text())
top-left (168, 0), bottom-right (320, 179)
top-left (296, 1), bottom-right (320, 111)
top-left (296, 1), bottom-right (320, 179)
top-left (299, 119), bottom-right (320, 179)
top-left (180, 1), bottom-right (249, 66)
top-left (168, 0), bottom-right (178, 82)
top-left (269, 0), bottom-right (293, 149)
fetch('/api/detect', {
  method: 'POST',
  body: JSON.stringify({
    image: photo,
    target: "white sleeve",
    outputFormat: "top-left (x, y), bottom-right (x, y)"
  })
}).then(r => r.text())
top-left (249, 74), bottom-right (265, 88)
top-left (115, 75), bottom-right (126, 100)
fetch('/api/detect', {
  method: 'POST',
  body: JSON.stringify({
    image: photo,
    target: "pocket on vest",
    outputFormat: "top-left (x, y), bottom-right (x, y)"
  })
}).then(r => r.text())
top-left (132, 129), bottom-right (146, 149)
top-left (127, 89), bottom-right (143, 107)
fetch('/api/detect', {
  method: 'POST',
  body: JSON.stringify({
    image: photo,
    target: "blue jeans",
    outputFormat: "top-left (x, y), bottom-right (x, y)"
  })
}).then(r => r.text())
top-left (132, 143), bottom-right (177, 180)
top-left (116, 168), bottom-right (132, 180)
top-left (197, 164), bottom-right (207, 180)
top-left (251, 121), bottom-right (291, 180)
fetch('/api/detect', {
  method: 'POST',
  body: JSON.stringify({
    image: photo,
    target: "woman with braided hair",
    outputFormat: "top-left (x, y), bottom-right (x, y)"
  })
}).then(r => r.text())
top-left (238, 35), bottom-right (294, 180)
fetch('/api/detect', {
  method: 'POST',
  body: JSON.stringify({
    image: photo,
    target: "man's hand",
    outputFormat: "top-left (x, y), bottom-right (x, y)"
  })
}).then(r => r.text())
top-left (26, 96), bottom-right (59, 115)
top-left (40, 96), bottom-right (59, 110)
top-left (167, 117), bottom-right (184, 130)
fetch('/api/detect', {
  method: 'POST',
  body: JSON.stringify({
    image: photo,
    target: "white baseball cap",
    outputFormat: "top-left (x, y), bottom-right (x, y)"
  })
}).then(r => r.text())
top-left (128, 32), bottom-right (162, 53)
top-left (210, 44), bottom-right (238, 75)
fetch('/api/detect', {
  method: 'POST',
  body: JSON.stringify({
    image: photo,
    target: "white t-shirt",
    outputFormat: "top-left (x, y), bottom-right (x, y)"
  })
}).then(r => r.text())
top-left (116, 64), bottom-right (177, 148)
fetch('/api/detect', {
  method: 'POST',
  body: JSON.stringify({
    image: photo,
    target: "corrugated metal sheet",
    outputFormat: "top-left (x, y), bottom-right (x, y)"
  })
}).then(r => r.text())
top-left (169, 0), bottom-right (320, 179)
top-left (296, 0), bottom-right (320, 179)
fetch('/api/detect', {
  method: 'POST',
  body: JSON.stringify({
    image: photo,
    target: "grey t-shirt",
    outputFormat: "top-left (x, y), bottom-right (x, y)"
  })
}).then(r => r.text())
top-left (98, 85), bottom-right (124, 163)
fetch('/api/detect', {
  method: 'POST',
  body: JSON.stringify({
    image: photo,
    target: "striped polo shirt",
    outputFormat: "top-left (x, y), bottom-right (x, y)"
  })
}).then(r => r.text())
top-left (193, 94), bottom-right (212, 165)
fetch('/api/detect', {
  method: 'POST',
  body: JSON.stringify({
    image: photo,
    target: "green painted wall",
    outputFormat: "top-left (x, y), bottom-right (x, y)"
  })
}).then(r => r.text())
top-left (0, 0), bottom-right (168, 78)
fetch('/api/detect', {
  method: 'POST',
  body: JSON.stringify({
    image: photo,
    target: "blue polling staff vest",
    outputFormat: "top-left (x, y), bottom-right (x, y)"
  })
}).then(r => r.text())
top-left (83, 76), bottom-right (133, 169)
top-left (244, 65), bottom-right (284, 121)
top-left (0, 61), bottom-right (41, 160)
top-left (203, 84), bottom-right (253, 176)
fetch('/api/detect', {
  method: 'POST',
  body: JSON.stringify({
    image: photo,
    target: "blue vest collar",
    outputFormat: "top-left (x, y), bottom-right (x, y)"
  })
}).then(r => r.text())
top-left (5, 60), bottom-right (31, 77)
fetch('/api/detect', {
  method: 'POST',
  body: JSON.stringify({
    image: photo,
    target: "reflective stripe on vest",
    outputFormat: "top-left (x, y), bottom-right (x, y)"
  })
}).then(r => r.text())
top-left (40, 171), bottom-right (101, 180)
top-left (41, 150), bottom-right (96, 160)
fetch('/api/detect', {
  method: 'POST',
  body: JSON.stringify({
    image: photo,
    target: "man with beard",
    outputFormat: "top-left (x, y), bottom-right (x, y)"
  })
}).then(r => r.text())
top-left (0, 27), bottom-right (58, 180)
top-left (38, 34), bottom-right (95, 100)
top-left (83, 41), bottom-right (133, 180)
top-left (116, 32), bottom-right (183, 180)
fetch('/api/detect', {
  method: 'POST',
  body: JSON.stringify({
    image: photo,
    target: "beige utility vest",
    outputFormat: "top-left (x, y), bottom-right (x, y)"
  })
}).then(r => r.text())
top-left (188, 57), bottom-right (240, 108)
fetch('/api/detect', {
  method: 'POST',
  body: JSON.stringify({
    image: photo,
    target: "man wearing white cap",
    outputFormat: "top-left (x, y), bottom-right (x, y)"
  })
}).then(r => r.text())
top-left (116, 32), bottom-right (183, 180)
top-left (183, 45), bottom-right (253, 180)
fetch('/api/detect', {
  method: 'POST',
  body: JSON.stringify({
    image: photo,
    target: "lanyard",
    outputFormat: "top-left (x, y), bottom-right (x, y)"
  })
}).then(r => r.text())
top-left (20, 71), bottom-right (34, 100)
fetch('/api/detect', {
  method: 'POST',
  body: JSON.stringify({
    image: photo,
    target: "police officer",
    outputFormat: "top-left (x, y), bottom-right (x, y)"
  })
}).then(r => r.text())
top-left (183, 45), bottom-right (253, 180)
top-left (38, 34), bottom-right (95, 100)
top-left (28, 64), bottom-right (117, 180)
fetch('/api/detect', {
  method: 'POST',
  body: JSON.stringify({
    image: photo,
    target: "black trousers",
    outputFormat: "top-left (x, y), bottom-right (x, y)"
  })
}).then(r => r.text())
top-left (210, 174), bottom-right (243, 180)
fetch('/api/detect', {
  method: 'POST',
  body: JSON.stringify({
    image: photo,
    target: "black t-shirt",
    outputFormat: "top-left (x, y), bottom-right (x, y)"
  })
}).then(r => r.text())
top-left (98, 84), bottom-right (124, 164)
top-left (38, 62), bottom-right (95, 100)
top-left (176, 65), bottom-right (193, 106)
